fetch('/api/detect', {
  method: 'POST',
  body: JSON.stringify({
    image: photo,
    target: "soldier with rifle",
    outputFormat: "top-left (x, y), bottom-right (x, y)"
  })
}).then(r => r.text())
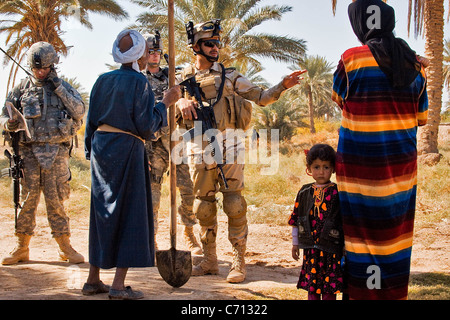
top-left (0, 42), bottom-right (85, 265)
top-left (142, 32), bottom-right (201, 256)
top-left (176, 19), bottom-right (306, 283)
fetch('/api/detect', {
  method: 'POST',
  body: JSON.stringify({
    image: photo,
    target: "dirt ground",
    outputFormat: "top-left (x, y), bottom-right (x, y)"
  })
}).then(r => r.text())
top-left (0, 127), bottom-right (449, 301)
top-left (0, 199), bottom-right (448, 301)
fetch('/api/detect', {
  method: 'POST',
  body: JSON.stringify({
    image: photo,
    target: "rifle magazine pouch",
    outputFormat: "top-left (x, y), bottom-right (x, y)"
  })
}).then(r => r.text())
top-left (198, 76), bottom-right (218, 100)
top-left (22, 94), bottom-right (41, 119)
top-left (58, 117), bottom-right (74, 137)
top-left (234, 94), bottom-right (252, 131)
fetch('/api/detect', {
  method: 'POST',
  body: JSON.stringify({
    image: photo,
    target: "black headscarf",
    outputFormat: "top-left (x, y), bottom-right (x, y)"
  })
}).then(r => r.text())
top-left (348, 0), bottom-right (421, 88)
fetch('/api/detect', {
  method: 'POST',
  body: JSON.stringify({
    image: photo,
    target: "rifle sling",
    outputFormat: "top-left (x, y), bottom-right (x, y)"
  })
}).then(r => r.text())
top-left (212, 63), bottom-right (226, 108)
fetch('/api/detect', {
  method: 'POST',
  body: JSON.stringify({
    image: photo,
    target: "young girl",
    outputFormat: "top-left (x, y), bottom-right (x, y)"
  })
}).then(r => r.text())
top-left (288, 144), bottom-right (345, 300)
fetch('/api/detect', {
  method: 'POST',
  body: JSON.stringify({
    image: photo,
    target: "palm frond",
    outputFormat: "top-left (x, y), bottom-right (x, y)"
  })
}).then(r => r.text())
top-left (134, 0), bottom-right (307, 70)
top-left (0, 0), bottom-right (129, 91)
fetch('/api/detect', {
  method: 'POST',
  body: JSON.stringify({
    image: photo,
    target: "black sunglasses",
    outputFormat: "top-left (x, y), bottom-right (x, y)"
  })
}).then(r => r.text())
top-left (201, 40), bottom-right (222, 49)
top-left (149, 49), bottom-right (162, 55)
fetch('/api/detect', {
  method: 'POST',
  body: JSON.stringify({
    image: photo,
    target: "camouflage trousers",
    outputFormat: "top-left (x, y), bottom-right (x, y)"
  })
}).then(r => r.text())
top-left (188, 135), bottom-right (248, 246)
top-left (146, 137), bottom-right (196, 234)
top-left (16, 144), bottom-right (72, 237)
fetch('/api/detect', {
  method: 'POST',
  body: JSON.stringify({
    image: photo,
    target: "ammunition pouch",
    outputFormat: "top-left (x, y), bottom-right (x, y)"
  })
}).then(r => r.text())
top-left (21, 92), bottom-right (41, 119)
top-left (234, 94), bottom-right (252, 131)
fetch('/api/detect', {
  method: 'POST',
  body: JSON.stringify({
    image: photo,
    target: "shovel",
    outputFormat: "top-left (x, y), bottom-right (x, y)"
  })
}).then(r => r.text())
top-left (155, 0), bottom-right (192, 288)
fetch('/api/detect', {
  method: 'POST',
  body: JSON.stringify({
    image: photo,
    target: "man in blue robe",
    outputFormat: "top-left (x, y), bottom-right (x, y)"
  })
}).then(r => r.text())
top-left (82, 29), bottom-right (180, 300)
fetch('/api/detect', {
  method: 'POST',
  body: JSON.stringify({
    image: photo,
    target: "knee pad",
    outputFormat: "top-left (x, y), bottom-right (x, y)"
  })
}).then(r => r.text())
top-left (193, 196), bottom-right (217, 226)
top-left (223, 192), bottom-right (247, 225)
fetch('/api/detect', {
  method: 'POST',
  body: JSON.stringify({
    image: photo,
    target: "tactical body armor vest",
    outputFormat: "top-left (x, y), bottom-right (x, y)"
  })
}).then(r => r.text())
top-left (146, 68), bottom-right (168, 102)
top-left (15, 78), bottom-right (81, 144)
top-left (179, 63), bottom-right (252, 131)
top-left (146, 68), bottom-right (170, 143)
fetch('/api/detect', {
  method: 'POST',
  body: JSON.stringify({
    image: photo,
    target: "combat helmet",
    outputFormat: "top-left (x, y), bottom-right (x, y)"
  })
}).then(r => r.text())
top-left (186, 19), bottom-right (222, 62)
top-left (143, 31), bottom-right (164, 69)
top-left (144, 30), bottom-right (164, 53)
top-left (186, 19), bottom-right (221, 47)
top-left (27, 41), bottom-right (59, 69)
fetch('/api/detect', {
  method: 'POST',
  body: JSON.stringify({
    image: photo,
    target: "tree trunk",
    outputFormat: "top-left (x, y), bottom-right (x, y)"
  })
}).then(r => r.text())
top-left (308, 87), bottom-right (316, 133)
top-left (418, 0), bottom-right (444, 156)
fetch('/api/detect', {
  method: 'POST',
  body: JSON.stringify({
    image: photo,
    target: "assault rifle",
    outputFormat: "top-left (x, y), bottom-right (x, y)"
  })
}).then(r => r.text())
top-left (1, 131), bottom-right (24, 229)
top-left (180, 76), bottom-right (228, 189)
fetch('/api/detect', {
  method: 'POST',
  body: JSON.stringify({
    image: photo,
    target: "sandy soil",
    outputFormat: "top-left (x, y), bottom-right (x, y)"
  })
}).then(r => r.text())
top-left (0, 128), bottom-right (449, 301)
top-left (0, 199), bottom-right (448, 301)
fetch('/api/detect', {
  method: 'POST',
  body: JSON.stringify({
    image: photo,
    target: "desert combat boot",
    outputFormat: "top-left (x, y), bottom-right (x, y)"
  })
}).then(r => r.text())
top-left (191, 242), bottom-right (219, 276)
top-left (183, 226), bottom-right (202, 256)
top-left (54, 234), bottom-right (84, 264)
top-left (1, 234), bottom-right (31, 265)
top-left (226, 243), bottom-right (246, 283)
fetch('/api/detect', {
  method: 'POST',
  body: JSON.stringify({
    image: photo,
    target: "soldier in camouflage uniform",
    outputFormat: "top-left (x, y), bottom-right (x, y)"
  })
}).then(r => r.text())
top-left (143, 33), bottom-right (201, 255)
top-left (0, 42), bottom-right (86, 265)
top-left (177, 20), bottom-right (306, 283)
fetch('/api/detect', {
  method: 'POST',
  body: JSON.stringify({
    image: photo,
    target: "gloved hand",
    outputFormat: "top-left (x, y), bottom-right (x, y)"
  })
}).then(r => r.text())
top-left (46, 68), bottom-right (62, 91)
top-left (6, 119), bottom-right (19, 131)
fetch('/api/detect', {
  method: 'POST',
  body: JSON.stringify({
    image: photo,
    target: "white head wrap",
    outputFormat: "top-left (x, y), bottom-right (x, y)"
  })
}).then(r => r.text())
top-left (112, 29), bottom-right (146, 73)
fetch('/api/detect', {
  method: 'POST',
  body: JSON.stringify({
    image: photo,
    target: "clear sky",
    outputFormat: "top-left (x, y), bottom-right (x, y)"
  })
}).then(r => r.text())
top-left (0, 0), bottom-right (448, 101)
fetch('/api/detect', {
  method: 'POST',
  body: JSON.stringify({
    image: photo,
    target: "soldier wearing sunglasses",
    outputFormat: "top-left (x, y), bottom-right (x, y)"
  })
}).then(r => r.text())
top-left (142, 33), bottom-right (201, 257)
top-left (176, 19), bottom-right (306, 283)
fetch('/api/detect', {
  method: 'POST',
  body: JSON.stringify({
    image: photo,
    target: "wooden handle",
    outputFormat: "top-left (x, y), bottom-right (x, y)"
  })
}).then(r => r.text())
top-left (168, 0), bottom-right (177, 249)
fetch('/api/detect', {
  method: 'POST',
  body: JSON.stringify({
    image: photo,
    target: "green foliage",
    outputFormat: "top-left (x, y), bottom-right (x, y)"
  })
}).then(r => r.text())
top-left (131, 0), bottom-right (307, 72)
top-left (287, 55), bottom-right (337, 133)
top-left (252, 94), bottom-right (307, 141)
top-left (408, 273), bottom-right (450, 300)
top-left (0, 0), bottom-right (128, 91)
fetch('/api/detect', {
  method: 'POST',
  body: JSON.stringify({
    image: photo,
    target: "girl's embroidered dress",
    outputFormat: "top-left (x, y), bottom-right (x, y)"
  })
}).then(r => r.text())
top-left (289, 183), bottom-right (344, 295)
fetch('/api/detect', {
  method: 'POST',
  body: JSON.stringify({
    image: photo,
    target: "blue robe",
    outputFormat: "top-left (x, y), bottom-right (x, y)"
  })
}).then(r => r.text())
top-left (85, 66), bottom-right (167, 268)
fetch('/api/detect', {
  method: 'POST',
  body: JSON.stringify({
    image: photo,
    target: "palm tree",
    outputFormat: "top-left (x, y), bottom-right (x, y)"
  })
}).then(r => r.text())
top-left (287, 55), bottom-right (335, 134)
top-left (0, 0), bottom-right (128, 92)
top-left (444, 38), bottom-right (450, 90)
top-left (253, 94), bottom-right (305, 141)
top-left (131, 0), bottom-right (307, 72)
top-left (406, 0), bottom-right (449, 157)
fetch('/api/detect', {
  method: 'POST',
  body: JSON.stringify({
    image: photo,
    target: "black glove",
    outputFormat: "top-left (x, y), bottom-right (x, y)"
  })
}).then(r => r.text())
top-left (46, 68), bottom-right (62, 91)
top-left (6, 119), bottom-right (19, 131)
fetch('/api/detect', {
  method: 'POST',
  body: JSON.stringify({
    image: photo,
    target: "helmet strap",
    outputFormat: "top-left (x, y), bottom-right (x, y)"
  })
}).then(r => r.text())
top-left (195, 47), bottom-right (219, 63)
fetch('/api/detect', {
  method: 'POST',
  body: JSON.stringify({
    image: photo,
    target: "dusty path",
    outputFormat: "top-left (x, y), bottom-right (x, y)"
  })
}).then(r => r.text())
top-left (0, 200), bottom-right (448, 301)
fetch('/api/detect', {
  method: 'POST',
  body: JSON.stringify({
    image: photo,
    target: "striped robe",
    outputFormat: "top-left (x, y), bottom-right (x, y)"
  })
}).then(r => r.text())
top-left (332, 45), bottom-right (428, 300)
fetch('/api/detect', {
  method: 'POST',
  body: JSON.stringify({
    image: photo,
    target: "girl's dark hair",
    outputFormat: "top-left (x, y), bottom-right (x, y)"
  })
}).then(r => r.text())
top-left (306, 144), bottom-right (336, 167)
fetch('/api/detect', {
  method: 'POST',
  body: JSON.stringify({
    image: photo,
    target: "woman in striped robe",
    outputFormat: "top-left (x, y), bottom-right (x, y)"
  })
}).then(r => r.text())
top-left (332, 0), bottom-right (428, 300)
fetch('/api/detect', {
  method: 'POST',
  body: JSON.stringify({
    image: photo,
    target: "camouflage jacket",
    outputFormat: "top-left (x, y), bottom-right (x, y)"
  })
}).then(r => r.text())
top-left (146, 68), bottom-right (169, 141)
top-left (177, 62), bottom-right (287, 131)
top-left (1, 77), bottom-right (85, 169)
top-left (1, 76), bottom-right (85, 144)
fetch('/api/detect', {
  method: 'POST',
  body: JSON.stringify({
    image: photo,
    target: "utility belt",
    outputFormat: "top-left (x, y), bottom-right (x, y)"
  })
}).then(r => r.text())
top-left (97, 124), bottom-right (145, 143)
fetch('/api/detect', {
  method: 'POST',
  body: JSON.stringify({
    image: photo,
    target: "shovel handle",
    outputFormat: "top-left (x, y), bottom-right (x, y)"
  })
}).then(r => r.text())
top-left (168, 0), bottom-right (177, 250)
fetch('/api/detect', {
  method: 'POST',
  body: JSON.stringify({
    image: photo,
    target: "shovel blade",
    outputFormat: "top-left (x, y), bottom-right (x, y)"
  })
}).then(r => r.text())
top-left (156, 248), bottom-right (192, 288)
